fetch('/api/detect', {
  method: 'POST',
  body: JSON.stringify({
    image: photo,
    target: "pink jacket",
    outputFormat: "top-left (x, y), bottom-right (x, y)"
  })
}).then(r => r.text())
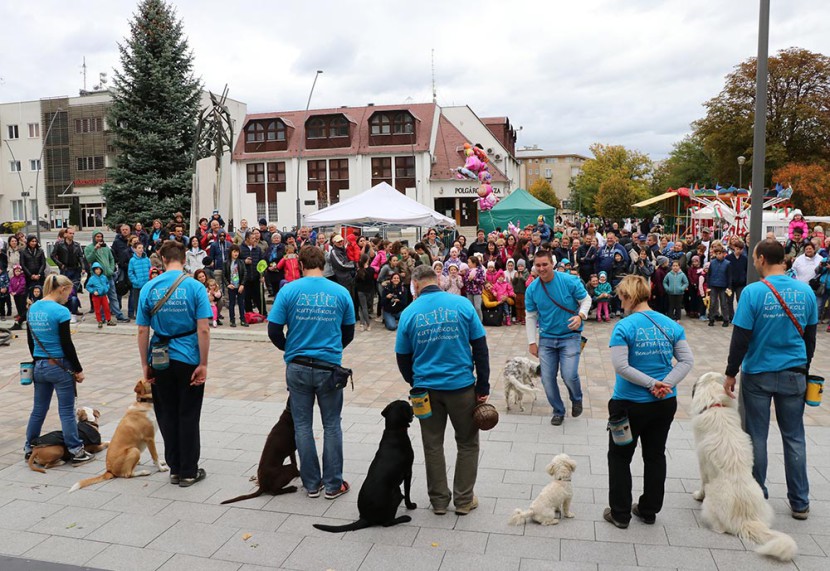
top-left (9, 266), bottom-right (27, 295)
top-left (492, 279), bottom-right (515, 301)
top-left (371, 251), bottom-right (387, 277)
top-left (277, 255), bottom-right (301, 282)
top-left (440, 273), bottom-right (464, 295)
top-left (788, 218), bottom-right (808, 241)
top-left (485, 268), bottom-right (503, 285)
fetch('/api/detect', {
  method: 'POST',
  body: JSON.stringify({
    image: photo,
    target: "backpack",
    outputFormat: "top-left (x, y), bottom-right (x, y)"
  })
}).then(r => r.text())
top-left (244, 311), bottom-right (266, 324)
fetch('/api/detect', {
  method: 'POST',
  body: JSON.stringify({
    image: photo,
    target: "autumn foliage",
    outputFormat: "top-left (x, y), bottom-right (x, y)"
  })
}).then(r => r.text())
top-left (772, 163), bottom-right (830, 215)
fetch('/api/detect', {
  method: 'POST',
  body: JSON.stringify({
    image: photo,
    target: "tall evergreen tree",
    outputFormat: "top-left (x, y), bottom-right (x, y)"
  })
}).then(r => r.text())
top-left (102, 0), bottom-right (201, 227)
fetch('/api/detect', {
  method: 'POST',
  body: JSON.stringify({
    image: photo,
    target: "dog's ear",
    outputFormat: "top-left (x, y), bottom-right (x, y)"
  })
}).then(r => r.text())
top-left (566, 457), bottom-right (577, 472)
top-left (93, 409), bottom-right (100, 420)
top-left (535, 364), bottom-right (541, 376)
top-left (545, 462), bottom-right (557, 476)
top-left (134, 380), bottom-right (143, 394)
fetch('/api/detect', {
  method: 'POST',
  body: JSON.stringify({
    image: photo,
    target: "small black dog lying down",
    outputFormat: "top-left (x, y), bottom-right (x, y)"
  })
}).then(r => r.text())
top-left (313, 400), bottom-right (417, 532)
top-left (221, 403), bottom-right (299, 504)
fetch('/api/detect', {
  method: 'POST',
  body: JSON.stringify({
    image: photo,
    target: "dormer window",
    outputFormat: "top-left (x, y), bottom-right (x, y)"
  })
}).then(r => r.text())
top-left (266, 121), bottom-right (285, 141)
top-left (304, 114), bottom-right (352, 149)
top-left (330, 116), bottom-right (349, 138)
top-left (368, 110), bottom-right (416, 146)
top-left (244, 118), bottom-right (290, 152)
top-left (370, 114), bottom-right (391, 135)
top-left (393, 113), bottom-right (414, 134)
top-left (307, 117), bottom-right (326, 139)
top-left (246, 122), bottom-right (265, 143)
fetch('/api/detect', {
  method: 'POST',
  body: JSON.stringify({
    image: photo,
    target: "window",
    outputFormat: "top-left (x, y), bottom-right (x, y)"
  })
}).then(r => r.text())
top-left (570, 166), bottom-right (581, 178)
top-left (394, 156), bottom-right (416, 193)
top-left (371, 157), bottom-right (392, 184)
top-left (9, 160), bottom-right (21, 172)
top-left (28, 123), bottom-right (40, 138)
top-left (7, 125), bottom-right (19, 139)
top-left (306, 118), bottom-right (326, 139)
top-left (265, 121), bottom-right (285, 141)
top-left (11, 200), bottom-right (24, 220)
top-left (544, 168), bottom-right (552, 178)
top-left (77, 156), bottom-right (104, 171)
top-left (329, 159), bottom-right (349, 181)
top-left (370, 114), bottom-right (391, 135)
top-left (267, 162), bottom-right (286, 183)
top-left (329, 117), bottom-right (349, 138)
top-left (74, 118), bottom-right (103, 133)
top-left (246, 163), bottom-right (265, 183)
top-left (307, 160), bottom-right (327, 182)
top-left (393, 113), bottom-right (414, 134)
top-left (246, 122), bottom-right (265, 142)
top-left (308, 160), bottom-right (329, 207)
top-left (30, 159), bottom-right (41, 171)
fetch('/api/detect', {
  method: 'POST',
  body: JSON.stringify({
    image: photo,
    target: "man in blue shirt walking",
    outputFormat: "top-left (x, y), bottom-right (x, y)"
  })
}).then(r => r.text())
top-left (396, 265), bottom-right (490, 516)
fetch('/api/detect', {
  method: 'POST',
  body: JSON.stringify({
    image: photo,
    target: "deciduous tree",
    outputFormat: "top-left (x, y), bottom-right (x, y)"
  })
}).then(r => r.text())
top-left (772, 163), bottom-right (830, 215)
top-left (569, 143), bottom-right (652, 215)
top-left (594, 175), bottom-right (644, 220)
top-left (528, 178), bottom-right (562, 210)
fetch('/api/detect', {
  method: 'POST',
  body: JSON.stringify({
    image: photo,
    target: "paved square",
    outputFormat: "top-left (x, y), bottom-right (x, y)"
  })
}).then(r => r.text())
top-left (0, 316), bottom-right (828, 570)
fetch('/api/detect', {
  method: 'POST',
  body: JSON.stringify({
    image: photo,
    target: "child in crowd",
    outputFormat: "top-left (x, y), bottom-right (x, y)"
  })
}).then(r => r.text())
top-left (512, 259), bottom-right (529, 324)
top-left (28, 284), bottom-right (43, 309)
top-left (224, 244), bottom-right (248, 328)
top-left (585, 274), bottom-right (599, 315)
top-left (441, 264), bottom-right (464, 295)
top-left (707, 248), bottom-right (732, 327)
top-left (128, 243), bottom-right (150, 320)
top-left (652, 256), bottom-right (670, 315)
top-left (208, 279), bottom-right (222, 327)
top-left (149, 267), bottom-right (162, 280)
top-left (277, 244), bottom-right (300, 287)
top-left (201, 256), bottom-right (216, 281)
top-left (663, 260), bottom-right (689, 322)
top-left (485, 261), bottom-right (501, 284)
top-left (492, 272), bottom-right (515, 325)
top-left (10, 265), bottom-right (27, 328)
top-left (87, 262), bottom-right (113, 328)
top-left (355, 254), bottom-right (376, 331)
top-left (0, 263), bottom-right (9, 320)
top-left (687, 255), bottom-right (705, 319)
top-left (465, 255), bottom-right (486, 321)
top-left (788, 209), bottom-right (808, 241)
top-left (594, 271), bottom-right (613, 322)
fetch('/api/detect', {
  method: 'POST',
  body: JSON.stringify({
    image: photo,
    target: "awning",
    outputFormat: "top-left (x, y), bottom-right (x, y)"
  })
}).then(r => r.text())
top-left (633, 191), bottom-right (678, 208)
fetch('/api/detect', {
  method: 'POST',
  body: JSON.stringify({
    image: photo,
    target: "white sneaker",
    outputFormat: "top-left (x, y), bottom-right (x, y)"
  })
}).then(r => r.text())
top-left (70, 316), bottom-right (77, 324)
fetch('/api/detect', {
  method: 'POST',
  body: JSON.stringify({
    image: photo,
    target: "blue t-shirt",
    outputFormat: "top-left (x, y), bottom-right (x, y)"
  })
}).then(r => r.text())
top-left (28, 300), bottom-right (71, 359)
top-left (136, 270), bottom-right (212, 366)
top-left (525, 273), bottom-right (588, 338)
top-left (732, 275), bottom-right (818, 374)
top-left (268, 276), bottom-right (355, 365)
top-left (610, 310), bottom-right (685, 403)
top-left (395, 287), bottom-right (486, 391)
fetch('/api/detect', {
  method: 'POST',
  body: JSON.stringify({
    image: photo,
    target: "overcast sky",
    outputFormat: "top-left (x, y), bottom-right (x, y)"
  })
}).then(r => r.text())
top-left (1, 0), bottom-right (828, 159)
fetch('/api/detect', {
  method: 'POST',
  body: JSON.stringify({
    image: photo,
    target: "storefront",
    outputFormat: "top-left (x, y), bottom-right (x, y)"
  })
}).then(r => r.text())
top-left (430, 182), bottom-right (507, 228)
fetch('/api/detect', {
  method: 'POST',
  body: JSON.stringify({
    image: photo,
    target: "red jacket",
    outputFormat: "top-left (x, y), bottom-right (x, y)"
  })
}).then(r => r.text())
top-left (346, 235), bottom-right (361, 262)
top-left (277, 255), bottom-right (301, 282)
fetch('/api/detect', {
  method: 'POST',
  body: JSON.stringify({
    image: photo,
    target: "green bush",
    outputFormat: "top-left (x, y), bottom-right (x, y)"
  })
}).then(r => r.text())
top-left (0, 221), bottom-right (26, 234)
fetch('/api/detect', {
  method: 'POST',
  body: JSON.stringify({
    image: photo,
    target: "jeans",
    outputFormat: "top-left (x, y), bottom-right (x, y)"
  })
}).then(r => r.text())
top-left (466, 293), bottom-right (483, 321)
top-left (382, 309), bottom-right (401, 330)
top-left (25, 360), bottom-right (83, 454)
top-left (227, 287), bottom-right (245, 322)
top-left (128, 287), bottom-right (141, 319)
top-left (107, 274), bottom-right (125, 319)
top-left (151, 360), bottom-right (203, 478)
top-left (357, 291), bottom-right (374, 326)
top-left (62, 268), bottom-right (82, 313)
top-left (607, 397), bottom-right (677, 524)
top-left (739, 370), bottom-right (809, 511)
top-left (708, 286), bottom-right (732, 322)
top-left (668, 294), bottom-right (683, 320)
top-left (538, 334), bottom-right (583, 417)
top-left (286, 361), bottom-right (344, 494)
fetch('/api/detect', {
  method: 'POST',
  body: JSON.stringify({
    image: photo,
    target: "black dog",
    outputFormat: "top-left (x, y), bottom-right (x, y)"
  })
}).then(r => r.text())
top-left (222, 403), bottom-right (300, 504)
top-left (313, 400), bottom-right (417, 532)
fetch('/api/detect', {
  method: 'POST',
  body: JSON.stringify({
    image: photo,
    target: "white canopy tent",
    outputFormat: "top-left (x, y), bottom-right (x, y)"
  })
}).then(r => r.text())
top-left (304, 182), bottom-right (456, 228)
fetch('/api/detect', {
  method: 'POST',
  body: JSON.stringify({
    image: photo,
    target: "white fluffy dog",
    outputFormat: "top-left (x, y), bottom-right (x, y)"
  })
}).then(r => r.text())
top-left (509, 454), bottom-right (576, 526)
top-left (690, 372), bottom-right (797, 561)
top-left (503, 357), bottom-right (541, 412)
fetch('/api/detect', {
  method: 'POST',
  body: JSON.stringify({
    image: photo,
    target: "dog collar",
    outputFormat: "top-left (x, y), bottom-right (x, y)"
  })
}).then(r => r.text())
top-left (557, 476), bottom-right (572, 481)
top-left (137, 397), bottom-right (153, 403)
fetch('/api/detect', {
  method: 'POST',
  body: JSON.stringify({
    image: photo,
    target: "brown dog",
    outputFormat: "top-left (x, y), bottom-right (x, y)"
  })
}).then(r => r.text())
top-left (221, 404), bottom-right (299, 504)
top-left (134, 379), bottom-right (153, 403)
top-left (28, 408), bottom-right (109, 473)
top-left (69, 402), bottom-right (167, 492)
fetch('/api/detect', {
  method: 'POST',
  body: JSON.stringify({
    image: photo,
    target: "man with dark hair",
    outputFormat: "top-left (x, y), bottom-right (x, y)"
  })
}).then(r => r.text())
top-left (111, 224), bottom-right (134, 318)
top-left (51, 227), bottom-right (85, 315)
top-left (267, 244), bottom-right (355, 500)
top-left (240, 230), bottom-right (265, 313)
top-left (467, 230), bottom-right (489, 258)
top-left (171, 225), bottom-right (187, 246)
top-left (136, 239), bottom-right (212, 488)
top-left (525, 249), bottom-right (591, 426)
top-left (725, 238), bottom-right (817, 520)
top-left (396, 265), bottom-right (489, 515)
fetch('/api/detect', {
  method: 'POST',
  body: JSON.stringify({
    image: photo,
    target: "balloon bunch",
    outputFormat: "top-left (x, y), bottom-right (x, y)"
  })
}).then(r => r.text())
top-left (454, 143), bottom-right (499, 211)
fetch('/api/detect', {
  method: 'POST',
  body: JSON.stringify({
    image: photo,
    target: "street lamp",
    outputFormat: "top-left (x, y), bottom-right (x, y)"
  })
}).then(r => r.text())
top-left (34, 108), bottom-right (64, 244)
top-left (737, 155), bottom-right (746, 189)
top-left (295, 70), bottom-right (323, 231)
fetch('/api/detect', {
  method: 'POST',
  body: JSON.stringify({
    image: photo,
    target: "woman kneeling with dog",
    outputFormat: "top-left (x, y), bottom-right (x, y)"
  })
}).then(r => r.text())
top-left (604, 275), bottom-right (694, 528)
top-left (24, 274), bottom-right (93, 464)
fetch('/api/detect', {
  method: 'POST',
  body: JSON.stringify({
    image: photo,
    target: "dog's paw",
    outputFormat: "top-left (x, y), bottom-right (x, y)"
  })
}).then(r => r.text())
top-left (540, 518), bottom-right (559, 526)
top-left (406, 502), bottom-right (417, 510)
top-left (157, 463), bottom-right (170, 472)
top-left (564, 512), bottom-right (575, 518)
top-left (692, 490), bottom-right (704, 502)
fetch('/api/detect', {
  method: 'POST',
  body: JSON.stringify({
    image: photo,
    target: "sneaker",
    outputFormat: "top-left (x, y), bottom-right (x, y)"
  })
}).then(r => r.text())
top-left (170, 474), bottom-right (180, 485)
top-left (722, 321), bottom-right (729, 328)
top-left (107, 320), bottom-right (117, 327)
top-left (307, 485), bottom-right (324, 498)
top-left (70, 316), bottom-right (77, 324)
top-left (791, 507), bottom-right (809, 520)
top-left (211, 321), bottom-right (217, 328)
top-left (572, 402), bottom-right (583, 418)
top-left (71, 449), bottom-right (95, 464)
top-left (97, 321), bottom-right (103, 329)
top-left (241, 321), bottom-right (249, 327)
top-left (632, 503), bottom-right (655, 524)
top-left (230, 321), bottom-right (237, 328)
top-left (455, 496), bottom-right (479, 515)
top-left (325, 481), bottom-right (351, 500)
top-left (603, 507), bottom-right (629, 529)
top-left (24, 451), bottom-right (31, 461)
top-left (432, 505), bottom-right (448, 515)
top-left (360, 323), bottom-right (366, 331)
top-left (708, 321), bottom-right (715, 327)
top-left (551, 415), bottom-right (564, 426)
top-left (11, 322), bottom-right (22, 330)
top-left (117, 317), bottom-right (129, 323)
top-left (179, 468), bottom-right (207, 487)
top-left (366, 323), bottom-right (371, 331)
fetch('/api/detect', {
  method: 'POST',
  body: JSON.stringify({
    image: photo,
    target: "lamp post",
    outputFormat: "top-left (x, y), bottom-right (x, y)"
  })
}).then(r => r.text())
top-left (295, 70), bottom-right (323, 231)
top-left (33, 108), bottom-right (64, 244)
top-left (737, 155), bottom-right (746, 189)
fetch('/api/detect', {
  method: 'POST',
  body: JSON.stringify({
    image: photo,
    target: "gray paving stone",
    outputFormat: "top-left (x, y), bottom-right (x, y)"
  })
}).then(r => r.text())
top-left (261, 492), bottom-right (332, 516)
top-left (98, 493), bottom-right (172, 516)
top-left (96, 477), bottom-right (168, 496)
top-left (634, 544), bottom-right (718, 570)
top-left (85, 512), bottom-right (178, 547)
top-left (401, 508), bottom-right (460, 530)
top-left (211, 529), bottom-right (304, 567)
top-left (215, 506), bottom-right (288, 532)
top-left (0, 530), bottom-right (49, 556)
top-left (520, 561), bottom-right (597, 571)
top-left (149, 479), bottom-right (224, 503)
top-left (343, 523), bottom-right (419, 547)
top-left (277, 513), bottom-right (356, 538)
top-left (708, 548), bottom-right (797, 570)
top-left (22, 535), bottom-right (109, 566)
top-left (28, 505), bottom-right (119, 539)
top-left (358, 544), bottom-right (445, 571)
top-left (560, 538), bottom-right (636, 565)
top-left (486, 534), bottom-right (560, 561)
top-left (85, 544), bottom-right (174, 571)
top-left (47, 487), bottom-right (120, 509)
top-left (157, 553), bottom-right (242, 571)
top-left (665, 525), bottom-right (745, 550)
top-left (146, 520), bottom-right (238, 558)
top-left (594, 521), bottom-right (669, 545)
top-left (282, 536), bottom-right (372, 571)
top-left (0, 499), bottom-right (64, 531)
top-left (414, 527), bottom-right (489, 553)
top-left (522, 518), bottom-right (597, 541)
top-left (453, 510), bottom-right (524, 535)
top-left (439, 550), bottom-right (520, 571)
top-left (156, 499), bottom-right (229, 523)
top-left (794, 555), bottom-right (830, 571)
top-left (479, 451), bottom-right (536, 471)
top-left (474, 481), bottom-right (534, 500)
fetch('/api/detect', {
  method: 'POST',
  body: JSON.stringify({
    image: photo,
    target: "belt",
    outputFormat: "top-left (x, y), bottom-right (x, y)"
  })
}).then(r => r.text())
top-left (292, 356), bottom-right (337, 371)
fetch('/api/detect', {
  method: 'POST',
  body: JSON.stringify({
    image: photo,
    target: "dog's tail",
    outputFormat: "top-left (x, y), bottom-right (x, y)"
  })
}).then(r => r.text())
top-left (510, 382), bottom-right (538, 397)
top-left (740, 520), bottom-right (798, 561)
top-left (312, 519), bottom-right (372, 533)
top-left (221, 488), bottom-right (265, 505)
top-left (508, 508), bottom-right (533, 525)
top-left (69, 471), bottom-right (114, 493)
top-left (28, 453), bottom-right (46, 474)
